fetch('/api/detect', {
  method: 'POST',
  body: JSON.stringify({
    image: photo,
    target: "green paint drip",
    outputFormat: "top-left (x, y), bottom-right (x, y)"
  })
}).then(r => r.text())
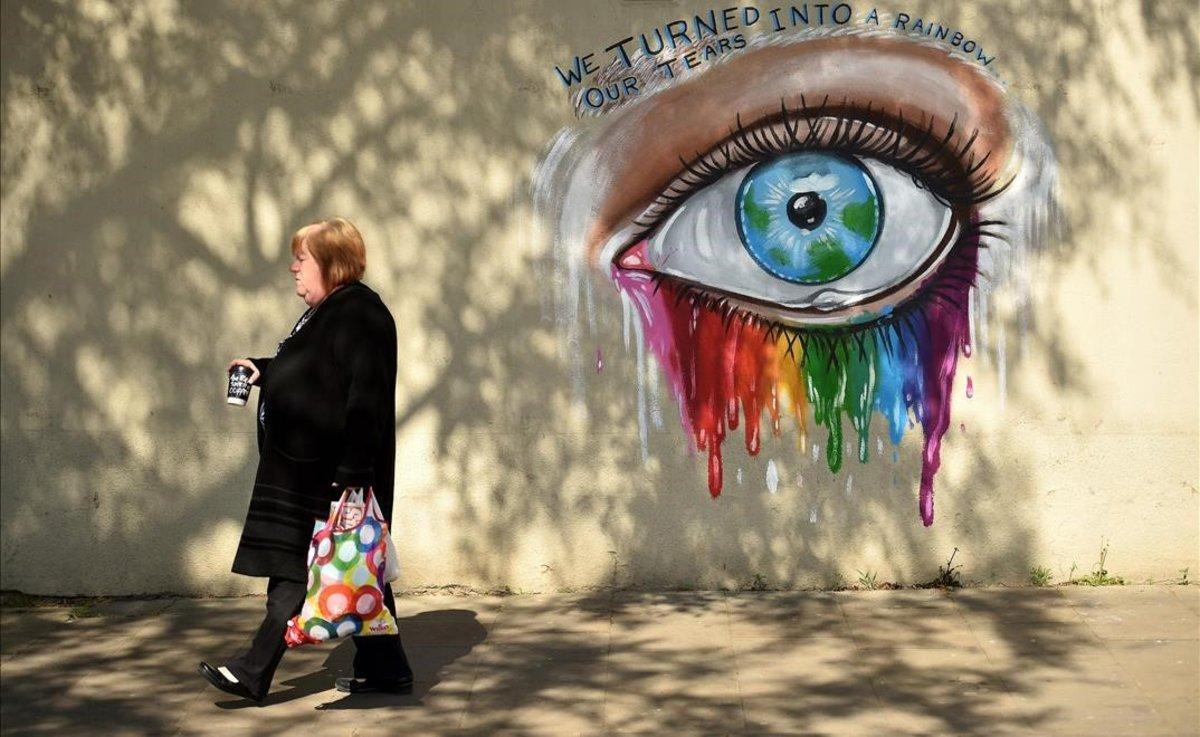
top-left (841, 195), bottom-right (878, 242)
top-left (842, 339), bottom-right (877, 463)
top-left (803, 339), bottom-right (846, 472)
top-left (743, 184), bottom-right (772, 233)
top-left (809, 236), bottom-right (854, 281)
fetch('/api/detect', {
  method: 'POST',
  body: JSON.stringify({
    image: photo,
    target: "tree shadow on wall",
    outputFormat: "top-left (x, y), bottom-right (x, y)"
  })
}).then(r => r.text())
top-left (0, 0), bottom-right (1196, 731)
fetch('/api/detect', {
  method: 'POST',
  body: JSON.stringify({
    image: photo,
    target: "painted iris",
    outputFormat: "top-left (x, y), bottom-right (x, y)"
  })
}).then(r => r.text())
top-left (735, 153), bottom-right (881, 284)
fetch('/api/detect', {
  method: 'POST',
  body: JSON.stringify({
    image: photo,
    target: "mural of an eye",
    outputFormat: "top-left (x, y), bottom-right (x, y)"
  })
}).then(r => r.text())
top-left (536, 31), bottom-right (1057, 527)
top-left (630, 148), bottom-right (956, 321)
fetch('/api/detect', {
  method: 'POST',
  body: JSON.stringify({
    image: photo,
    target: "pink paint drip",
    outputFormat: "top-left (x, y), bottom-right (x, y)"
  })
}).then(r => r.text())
top-left (966, 376), bottom-right (974, 398)
top-left (611, 266), bottom-right (694, 442)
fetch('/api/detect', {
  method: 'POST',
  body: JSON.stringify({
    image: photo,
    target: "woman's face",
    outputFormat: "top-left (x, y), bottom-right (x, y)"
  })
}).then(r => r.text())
top-left (290, 238), bottom-right (327, 306)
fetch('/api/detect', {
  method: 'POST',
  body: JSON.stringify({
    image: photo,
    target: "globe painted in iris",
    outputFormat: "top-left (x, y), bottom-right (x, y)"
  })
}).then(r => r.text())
top-left (735, 153), bottom-right (882, 284)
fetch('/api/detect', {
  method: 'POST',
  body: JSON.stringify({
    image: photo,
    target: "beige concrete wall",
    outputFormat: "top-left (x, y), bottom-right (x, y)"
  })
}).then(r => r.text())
top-left (1, 0), bottom-right (1196, 596)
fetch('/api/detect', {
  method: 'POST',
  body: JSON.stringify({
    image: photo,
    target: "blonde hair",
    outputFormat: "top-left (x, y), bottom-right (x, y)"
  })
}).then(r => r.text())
top-left (290, 217), bottom-right (367, 289)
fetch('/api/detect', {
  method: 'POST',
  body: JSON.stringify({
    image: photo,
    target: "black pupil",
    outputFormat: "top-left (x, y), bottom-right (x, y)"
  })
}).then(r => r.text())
top-left (786, 191), bottom-right (827, 231)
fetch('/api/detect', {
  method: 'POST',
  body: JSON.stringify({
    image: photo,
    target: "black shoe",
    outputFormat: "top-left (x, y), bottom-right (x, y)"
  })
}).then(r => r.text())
top-left (198, 662), bottom-right (264, 703)
top-left (334, 676), bottom-right (414, 694)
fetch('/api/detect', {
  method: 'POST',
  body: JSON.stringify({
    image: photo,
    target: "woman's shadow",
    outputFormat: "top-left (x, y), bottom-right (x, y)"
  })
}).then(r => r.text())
top-left (221, 608), bottom-right (488, 709)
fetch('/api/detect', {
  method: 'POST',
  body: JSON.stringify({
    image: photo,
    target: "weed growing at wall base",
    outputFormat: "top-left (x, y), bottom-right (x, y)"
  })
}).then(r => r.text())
top-left (1029, 566), bottom-right (1053, 586)
top-left (1070, 541), bottom-right (1127, 586)
top-left (919, 548), bottom-right (964, 588)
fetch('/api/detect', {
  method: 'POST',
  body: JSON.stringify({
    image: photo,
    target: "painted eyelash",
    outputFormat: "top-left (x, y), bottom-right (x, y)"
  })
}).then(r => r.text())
top-left (648, 219), bottom-right (1004, 369)
top-left (631, 96), bottom-right (1004, 241)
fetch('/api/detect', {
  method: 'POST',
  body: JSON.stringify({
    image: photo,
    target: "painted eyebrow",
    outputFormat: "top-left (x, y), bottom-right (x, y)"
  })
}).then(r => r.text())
top-left (578, 35), bottom-right (1013, 263)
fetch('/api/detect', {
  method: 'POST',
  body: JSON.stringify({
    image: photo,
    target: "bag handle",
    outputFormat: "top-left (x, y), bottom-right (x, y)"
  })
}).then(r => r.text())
top-left (326, 487), bottom-right (353, 529)
top-left (364, 487), bottom-right (388, 527)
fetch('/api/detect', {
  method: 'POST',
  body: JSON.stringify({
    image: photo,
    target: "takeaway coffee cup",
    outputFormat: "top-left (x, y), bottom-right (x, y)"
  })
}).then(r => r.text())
top-left (226, 365), bottom-right (253, 406)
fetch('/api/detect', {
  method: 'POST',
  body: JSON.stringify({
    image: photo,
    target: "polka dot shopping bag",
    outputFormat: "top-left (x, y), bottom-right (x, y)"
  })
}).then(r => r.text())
top-left (284, 487), bottom-right (399, 647)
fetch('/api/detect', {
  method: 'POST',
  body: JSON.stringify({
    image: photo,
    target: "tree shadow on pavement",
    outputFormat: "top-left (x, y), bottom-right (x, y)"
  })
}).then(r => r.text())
top-left (0, 1), bottom-right (1196, 734)
top-left (2, 588), bottom-right (1190, 735)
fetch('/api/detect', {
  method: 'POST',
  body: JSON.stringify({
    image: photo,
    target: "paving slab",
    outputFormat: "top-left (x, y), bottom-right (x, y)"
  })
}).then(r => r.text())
top-left (834, 589), bottom-right (984, 651)
top-left (0, 586), bottom-right (1196, 736)
top-left (727, 591), bottom-right (850, 641)
top-left (1105, 638), bottom-right (1200, 734)
top-left (1059, 585), bottom-right (1200, 641)
top-left (1171, 585), bottom-right (1199, 615)
top-left (0, 607), bottom-right (72, 661)
top-left (736, 636), bottom-right (881, 734)
top-left (463, 656), bottom-right (608, 734)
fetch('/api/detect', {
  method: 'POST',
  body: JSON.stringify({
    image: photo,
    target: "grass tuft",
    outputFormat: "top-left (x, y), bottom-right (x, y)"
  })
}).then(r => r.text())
top-left (1029, 566), bottom-right (1054, 587)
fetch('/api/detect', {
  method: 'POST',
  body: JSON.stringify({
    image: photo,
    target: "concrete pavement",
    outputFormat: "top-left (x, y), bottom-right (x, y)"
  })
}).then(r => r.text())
top-left (1, 585), bottom-right (1197, 736)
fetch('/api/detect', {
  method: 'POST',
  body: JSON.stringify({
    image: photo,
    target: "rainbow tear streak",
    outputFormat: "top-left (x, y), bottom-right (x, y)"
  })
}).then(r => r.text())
top-left (612, 237), bottom-right (977, 526)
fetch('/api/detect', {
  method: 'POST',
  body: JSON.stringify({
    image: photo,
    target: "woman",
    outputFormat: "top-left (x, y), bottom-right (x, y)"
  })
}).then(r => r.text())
top-left (198, 217), bottom-right (413, 703)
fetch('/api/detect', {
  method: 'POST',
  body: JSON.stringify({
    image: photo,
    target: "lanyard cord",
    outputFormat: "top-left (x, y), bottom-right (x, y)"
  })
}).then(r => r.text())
top-left (274, 307), bottom-right (314, 354)
top-left (274, 284), bottom-right (346, 354)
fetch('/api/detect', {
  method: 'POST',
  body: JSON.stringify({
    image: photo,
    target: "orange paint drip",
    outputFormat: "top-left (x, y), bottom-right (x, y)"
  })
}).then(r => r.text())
top-left (732, 318), bottom-right (773, 457)
top-left (775, 337), bottom-right (809, 448)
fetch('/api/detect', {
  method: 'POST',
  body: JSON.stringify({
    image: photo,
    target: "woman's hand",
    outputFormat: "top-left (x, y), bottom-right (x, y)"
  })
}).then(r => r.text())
top-left (227, 358), bottom-right (262, 385)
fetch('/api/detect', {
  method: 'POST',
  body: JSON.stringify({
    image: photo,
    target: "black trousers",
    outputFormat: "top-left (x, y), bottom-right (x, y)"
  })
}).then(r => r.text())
top-left (226, 576), bottom-right (413, 699)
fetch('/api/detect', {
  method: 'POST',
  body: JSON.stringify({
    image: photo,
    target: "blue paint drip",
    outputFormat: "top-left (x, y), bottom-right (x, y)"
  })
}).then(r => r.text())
top-left (873, 322), bottom-right (927, 446)
top-left (873, 329), bottom-right (908, 444)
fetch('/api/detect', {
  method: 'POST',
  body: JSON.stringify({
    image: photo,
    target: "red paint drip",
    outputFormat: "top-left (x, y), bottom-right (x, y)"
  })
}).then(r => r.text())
top-left (653, 282), bottom-right (777, 497)
top-left (696, 305), bottom-right (730, 496)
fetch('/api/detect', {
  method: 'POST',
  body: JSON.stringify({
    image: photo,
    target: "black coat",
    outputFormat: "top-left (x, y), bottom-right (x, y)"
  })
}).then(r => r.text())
top-left (231, 281), bottom-right (397, 581)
